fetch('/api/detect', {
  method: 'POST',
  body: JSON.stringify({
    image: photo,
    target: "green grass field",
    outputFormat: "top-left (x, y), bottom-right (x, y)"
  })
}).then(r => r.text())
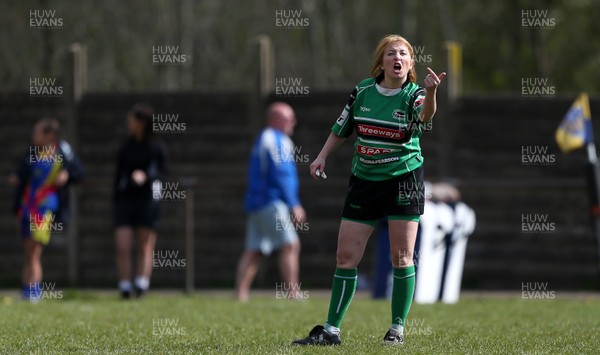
top-left (1, 291), bottom-right (599, 354)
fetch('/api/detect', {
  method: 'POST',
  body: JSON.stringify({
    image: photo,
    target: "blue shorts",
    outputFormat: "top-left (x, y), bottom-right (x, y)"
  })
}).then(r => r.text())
top-left (245, 201), bottom-right (298, 256)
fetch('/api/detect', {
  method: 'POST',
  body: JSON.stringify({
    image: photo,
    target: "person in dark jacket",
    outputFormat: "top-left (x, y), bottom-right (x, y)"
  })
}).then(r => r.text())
top-left (114, 104), bottom-right (169, 299)
top-left (9, 117), bottom-right (84, 302)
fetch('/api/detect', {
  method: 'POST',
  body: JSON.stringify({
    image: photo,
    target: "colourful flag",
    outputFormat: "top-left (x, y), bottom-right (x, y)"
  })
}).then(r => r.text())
top-left (555, 92), bottom-right (593, 153)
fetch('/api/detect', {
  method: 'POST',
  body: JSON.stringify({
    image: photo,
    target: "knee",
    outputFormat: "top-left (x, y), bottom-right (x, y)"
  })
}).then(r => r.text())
top-left (244, 251), bottom-right (263, 262)
top-left (391, 250), bottom-right (413, 268)
top-left (336, 248), bottom-right (359, 268)
top-left (282, 240), bottom-right (300, 254)
top-left (116, 245), bottom-right (130, 257)
top-left (24, 253), bottom-right (35, 263)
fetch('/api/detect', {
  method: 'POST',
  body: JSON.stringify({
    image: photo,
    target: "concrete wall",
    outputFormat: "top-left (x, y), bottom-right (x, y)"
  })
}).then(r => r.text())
top-left (1, 92), bottom-right (598, 290)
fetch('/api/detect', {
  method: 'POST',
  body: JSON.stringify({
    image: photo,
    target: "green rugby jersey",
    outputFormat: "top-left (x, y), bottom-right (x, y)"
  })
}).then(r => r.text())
top-left (332, 77), bottom-right (427, 181)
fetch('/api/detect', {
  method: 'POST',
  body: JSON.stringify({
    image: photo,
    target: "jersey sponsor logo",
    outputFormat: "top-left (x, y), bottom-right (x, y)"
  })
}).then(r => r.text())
top-left (414, 96), bottom-right (425, 109)
top-left (357, 124), bottom-right (405, 140)
top-left (359, 106), bottom-right (371, 112)
top-left (357, 144), bottom-right (393, 156)
top-left (359, 156), bottom-right (400, 165)
top-left (392, 109), bottom-right (406, 121)
top-left (336, 110), bottom-right (349, 126)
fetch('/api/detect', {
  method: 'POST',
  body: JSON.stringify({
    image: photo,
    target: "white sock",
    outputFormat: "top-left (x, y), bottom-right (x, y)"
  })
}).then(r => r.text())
top-left (324, 323), bottom-right (340, 336)
top-left (119, 280), bottom-right (132, 292)
top-left (390, 324), bottom-right (404, 335)
top-left (135, 276), bottom-right (150, 290)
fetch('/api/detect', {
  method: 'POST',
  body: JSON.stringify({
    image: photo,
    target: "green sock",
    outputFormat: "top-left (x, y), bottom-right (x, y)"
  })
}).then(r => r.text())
top-left (391, 265), bottom-right (416, 332)
top-left (325, 268), bottom-right (357, 329)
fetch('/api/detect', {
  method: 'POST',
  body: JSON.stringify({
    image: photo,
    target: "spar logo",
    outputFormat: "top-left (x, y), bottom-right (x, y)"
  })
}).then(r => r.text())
top-left (29, 9), bottom-right (63, 29)
top-left (152, 46), bottom-right (190, 65)
top-left (357, 144), bottom-right (392, 156)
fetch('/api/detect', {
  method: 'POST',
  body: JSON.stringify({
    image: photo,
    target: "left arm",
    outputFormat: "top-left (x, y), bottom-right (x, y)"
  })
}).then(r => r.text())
top-left (419, 67), bottom-right (447, 123)
top-left (59, 140), bottom-right (85, 185)
top-left (142, 141), bottom-right (170, 185)
top-left (12, 152), bottom-right (30, 215)
top-left (152, 141), bottom-right (170, 180)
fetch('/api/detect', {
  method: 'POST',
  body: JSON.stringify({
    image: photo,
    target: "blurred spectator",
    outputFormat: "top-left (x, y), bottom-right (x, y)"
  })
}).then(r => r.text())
top-left (9, 117), bottom-right (84, 302)
top-left (114, 104), bottom-right (169, 299)
top-left (235, 102), bottom-right (306, 301)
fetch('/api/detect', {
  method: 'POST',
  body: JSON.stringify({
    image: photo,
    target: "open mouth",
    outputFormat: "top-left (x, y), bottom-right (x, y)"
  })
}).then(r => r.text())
top-left (393, 63), bottom-right (402, 74)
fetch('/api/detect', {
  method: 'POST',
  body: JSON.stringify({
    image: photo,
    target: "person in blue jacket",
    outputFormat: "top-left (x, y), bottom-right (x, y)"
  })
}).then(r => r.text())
top-left (235, 102), bottom-right (306, 301)
top-left (9, 117), bottom-right (84, 302)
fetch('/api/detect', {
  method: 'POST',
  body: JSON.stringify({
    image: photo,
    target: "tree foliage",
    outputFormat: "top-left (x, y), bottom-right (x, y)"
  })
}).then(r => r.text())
top-left (0, 0), bottom-right (598, 95)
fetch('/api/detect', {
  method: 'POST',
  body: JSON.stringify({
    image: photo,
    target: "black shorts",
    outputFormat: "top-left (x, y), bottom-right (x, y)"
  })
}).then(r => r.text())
top-left (114, 197), bottom-right (160, 230)
top-left (341, 165), bottom-right (425, 225)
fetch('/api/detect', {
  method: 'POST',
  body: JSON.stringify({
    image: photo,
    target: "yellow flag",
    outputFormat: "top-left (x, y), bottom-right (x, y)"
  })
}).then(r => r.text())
top-left (555, 93), bottom-right (592, 153)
